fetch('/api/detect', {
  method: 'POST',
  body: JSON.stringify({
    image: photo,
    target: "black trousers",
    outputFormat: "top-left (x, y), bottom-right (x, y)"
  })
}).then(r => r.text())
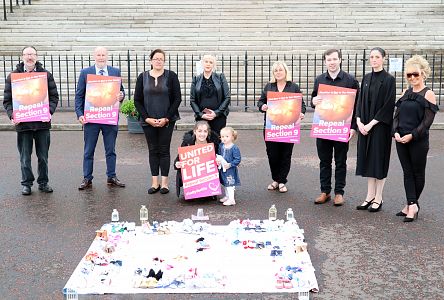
top-left (316, 138), bottom-right (349, 195)
top-left (265, 140), bottom-right (294, 184)
top-left (396, 138), bottom-right (429, 205)
top-left (142, 122), bottom-right (175, 177)
top-left (17, 129), bottom-right (50, 187)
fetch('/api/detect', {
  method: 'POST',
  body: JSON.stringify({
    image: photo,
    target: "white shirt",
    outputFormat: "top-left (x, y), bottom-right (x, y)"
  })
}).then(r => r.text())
top-left (95, 65), bottom-right (108, 76)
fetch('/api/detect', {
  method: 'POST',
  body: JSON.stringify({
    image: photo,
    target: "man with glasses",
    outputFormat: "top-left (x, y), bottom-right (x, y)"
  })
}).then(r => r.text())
top-left (75, 46), bottom-right (125, 190)
top-left (3, 46), bottom-right (59, 195)
top-left (311, 48), bottom-right (359, 206)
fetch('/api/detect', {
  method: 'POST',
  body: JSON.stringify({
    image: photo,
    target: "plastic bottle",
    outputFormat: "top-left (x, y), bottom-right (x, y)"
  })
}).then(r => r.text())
top-left (111, 209), bottom-right (119, 222)
top-left (268, 204), bottom-right (277, 221)
top-left (286, 208), bottom-right (294, 221)
top-left (140, 205), bottom-right (148, 225)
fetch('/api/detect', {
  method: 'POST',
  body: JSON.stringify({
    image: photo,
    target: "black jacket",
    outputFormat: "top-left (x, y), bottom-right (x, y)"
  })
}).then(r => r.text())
top-left (3, 62), bottom-right (59, 132)
top-left (310, 70), bottom-right (360, 130)
top-left (174, 129), bottom-right (220, 188)
top-left (190, 72), bottom-right (230, 118)
top-left (174, 129), bottom-right (220, 170)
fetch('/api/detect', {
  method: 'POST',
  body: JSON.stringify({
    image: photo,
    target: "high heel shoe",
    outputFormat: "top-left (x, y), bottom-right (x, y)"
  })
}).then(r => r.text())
top-left (368, 200), bottom-right (383, 212)
top-left (395, 211), bottom-right (407, 217)
top-left (356, 198), bottom-right (374, 210)
top-left (403, 204), bottom-right (420, 222)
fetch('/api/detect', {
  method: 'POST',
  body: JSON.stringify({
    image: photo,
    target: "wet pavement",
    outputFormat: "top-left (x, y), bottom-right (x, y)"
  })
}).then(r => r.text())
top-left (0, 128), bottom-right (443, 300)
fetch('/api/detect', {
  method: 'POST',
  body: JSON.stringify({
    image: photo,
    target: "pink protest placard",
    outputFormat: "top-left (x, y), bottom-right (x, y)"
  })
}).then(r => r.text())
top-left (265, 91), bottom-right (302, 143)
top-left (310, 84), bottom-right (357, 142)
top-left (11, 72), bottom-right (50, 122)
top-left (179, 143), bottom-right (222, 200)
top-left (84, 74), bottom-right (121, 125)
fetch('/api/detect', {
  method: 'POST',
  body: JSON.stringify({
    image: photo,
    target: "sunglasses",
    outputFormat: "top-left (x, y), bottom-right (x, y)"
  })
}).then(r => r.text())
top-left (406, 72), bottom-right (420, 78)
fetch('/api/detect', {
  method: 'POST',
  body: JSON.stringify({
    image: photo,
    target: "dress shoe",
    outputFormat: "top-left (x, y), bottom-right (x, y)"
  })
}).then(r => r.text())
top-left (333, 194), bottom-right (344, 206)
top-left (38, 184), bottom-right (53, 193)
top-left (403, 204), bottom-right (420, 222)
top-left (107, 177), bottom-right (126, 188)
top-left (314, 193), bottom-right (331, 204)
top-left (356, 198), bottom-right (374, 210)
top-left (368, 201), bottom-right (383, 212)
top-left (22, 185), bottom-right (31, 195)
top-left (78, 178), bottom-right (92, 190)
top-left (148, 185), bottom-right (160, 194)
top-left (160, 187), bottom-right (170, 194)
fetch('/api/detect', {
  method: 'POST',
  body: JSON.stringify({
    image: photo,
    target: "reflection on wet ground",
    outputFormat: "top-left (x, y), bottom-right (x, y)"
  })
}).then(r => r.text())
top-left (0, 130), bottom-right (443, 299)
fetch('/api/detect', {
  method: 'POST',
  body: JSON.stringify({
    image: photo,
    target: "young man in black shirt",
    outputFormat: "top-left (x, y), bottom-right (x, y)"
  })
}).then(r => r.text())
top-left (311, 49), bottom-right (359, 206)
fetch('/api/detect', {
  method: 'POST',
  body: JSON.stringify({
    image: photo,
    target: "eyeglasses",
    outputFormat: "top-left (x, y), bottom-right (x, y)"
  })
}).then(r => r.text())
top-left (23, 53), bottom-right (37, 57)
top-left (151, 58), bottom-right (164, 62)
top-left (406, 72), bottom-right (420, 78)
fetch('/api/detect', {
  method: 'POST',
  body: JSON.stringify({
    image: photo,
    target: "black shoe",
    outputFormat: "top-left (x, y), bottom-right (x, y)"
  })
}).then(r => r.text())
top-left (78, 178), bottom-right (92, 190)
top-left (22, 185), bottom-right (31, 195)
top-left (395, 211), bottom-right (407, 217)
top-left (38, 184), bottom-right (53, 193)
top-left (148, 185), bottom-right (161, 194)
top-left (356, 198), bottom-right (374, 210)
top-left (403, 204), bottom-right (420, 222)
top-left (107, 177), bottom-right (126, 188)
top-left (368, 201), bottom-right (383, 212)
top-left (160, 187), bottom-right (170, 194)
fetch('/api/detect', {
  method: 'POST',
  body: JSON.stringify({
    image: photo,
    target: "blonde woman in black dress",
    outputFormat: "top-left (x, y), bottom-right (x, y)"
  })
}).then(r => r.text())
top-left (392, 55), bottom-right (438, 222)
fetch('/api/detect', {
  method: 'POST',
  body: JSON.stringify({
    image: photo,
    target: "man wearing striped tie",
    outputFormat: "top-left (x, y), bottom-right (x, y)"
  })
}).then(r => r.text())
top-left (75, 47), bottom-right (126, 190)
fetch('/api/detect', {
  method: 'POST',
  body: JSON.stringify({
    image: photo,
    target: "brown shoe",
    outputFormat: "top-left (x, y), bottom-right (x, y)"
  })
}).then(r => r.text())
top-left (314, 193), bottom-right (331, 204)
top-left (334, 194), bottom-right (344, 206)
top-left (107, 177), bottom-right (126, 188)
top-left (78, 178), bottom-right (92, 190)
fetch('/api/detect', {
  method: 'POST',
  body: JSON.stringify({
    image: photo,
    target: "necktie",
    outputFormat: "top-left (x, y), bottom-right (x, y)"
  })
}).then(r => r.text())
top-left (99, 69), bottom-right (104, 76)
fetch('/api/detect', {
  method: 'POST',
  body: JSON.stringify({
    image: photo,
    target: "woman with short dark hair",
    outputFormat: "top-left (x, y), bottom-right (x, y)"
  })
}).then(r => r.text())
top-left (134, 49), bottom-right (182, 194)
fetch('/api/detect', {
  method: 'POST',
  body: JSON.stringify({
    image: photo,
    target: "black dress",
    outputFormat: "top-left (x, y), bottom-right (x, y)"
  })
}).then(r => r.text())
top-left (355, 70), bottom-right (396, 179)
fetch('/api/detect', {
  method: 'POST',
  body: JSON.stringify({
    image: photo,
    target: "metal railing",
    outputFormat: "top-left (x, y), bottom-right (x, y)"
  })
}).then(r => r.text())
top-left (1, 51), bottom-right (443, 109)
top-left (2, 0), bottom-right (31, 21)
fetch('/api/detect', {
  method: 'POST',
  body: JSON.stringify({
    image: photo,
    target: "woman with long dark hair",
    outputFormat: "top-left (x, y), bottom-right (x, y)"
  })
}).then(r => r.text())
top-left (355, 47), bottom-right (396, 212)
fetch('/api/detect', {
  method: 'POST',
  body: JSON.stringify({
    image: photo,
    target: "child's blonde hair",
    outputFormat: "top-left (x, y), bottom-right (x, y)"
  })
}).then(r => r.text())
top-left (221, 126), bottom-right (238, 141)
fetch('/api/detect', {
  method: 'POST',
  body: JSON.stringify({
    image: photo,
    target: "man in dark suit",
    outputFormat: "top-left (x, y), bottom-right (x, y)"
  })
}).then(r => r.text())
top-left (75, 47), bottom-right (125, 190)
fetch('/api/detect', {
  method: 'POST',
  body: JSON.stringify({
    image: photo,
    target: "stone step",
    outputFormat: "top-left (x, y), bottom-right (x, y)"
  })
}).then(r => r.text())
top-left (1, 0), bottom-right (443, 56)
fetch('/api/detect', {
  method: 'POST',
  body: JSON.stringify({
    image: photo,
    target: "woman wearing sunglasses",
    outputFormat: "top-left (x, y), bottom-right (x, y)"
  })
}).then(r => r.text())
top-left (355, 47), bottom-right (396, 212)
top-left (392, 55), bottom-right (438, 222)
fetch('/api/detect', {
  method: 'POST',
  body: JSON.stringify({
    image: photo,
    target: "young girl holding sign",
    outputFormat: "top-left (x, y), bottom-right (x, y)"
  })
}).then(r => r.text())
top-left (174, 121), bottom-right (220, 198)
top-left (217, 127), bottom-right (241, 206)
